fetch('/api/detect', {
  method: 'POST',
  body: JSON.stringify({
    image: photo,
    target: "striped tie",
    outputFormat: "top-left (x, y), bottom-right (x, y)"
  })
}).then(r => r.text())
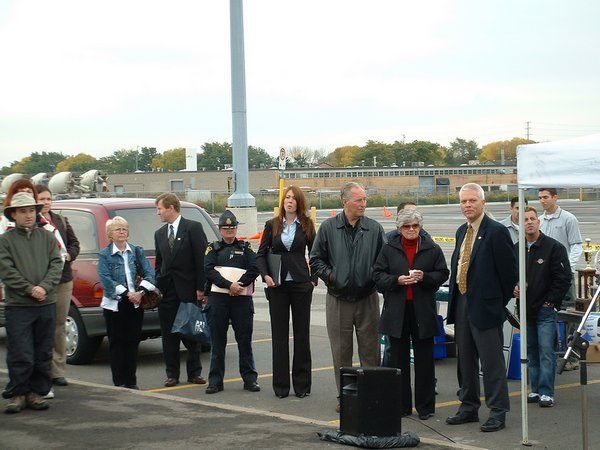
top-left (168, 224), bottom-right (175, 249)
top-left (458, 224), bottom-right (473, 295)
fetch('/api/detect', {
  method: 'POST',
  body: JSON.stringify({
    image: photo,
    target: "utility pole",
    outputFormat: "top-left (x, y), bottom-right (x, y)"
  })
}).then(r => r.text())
top-left (526, 121), bottom-right (531, 140)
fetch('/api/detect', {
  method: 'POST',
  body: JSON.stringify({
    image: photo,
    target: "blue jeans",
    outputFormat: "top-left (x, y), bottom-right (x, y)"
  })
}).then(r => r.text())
top-left (527, 306), bottom-right (557, 397)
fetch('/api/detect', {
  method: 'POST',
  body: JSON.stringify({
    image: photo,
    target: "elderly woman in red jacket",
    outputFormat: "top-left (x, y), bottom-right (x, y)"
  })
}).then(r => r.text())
top-left (373, 208), bottom-right (449, 420)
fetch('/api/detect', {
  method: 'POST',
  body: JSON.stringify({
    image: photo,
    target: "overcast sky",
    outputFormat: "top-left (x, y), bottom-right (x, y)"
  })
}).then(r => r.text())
top-left (1, 0), bottom-right (599, 169)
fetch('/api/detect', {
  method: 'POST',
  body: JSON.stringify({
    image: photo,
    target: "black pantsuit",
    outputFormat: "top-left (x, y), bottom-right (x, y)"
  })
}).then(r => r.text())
top-left (268, 281), bottom-right (313, 397)
top-left (387, 302), bottom-right (435, 416)
top-left (104, 300), bottom-right (144, 386)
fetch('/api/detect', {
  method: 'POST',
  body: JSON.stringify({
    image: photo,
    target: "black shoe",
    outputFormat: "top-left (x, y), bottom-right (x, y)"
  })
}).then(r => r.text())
top-left (419, 412), bottom-right (434, 420)
top-left (243, 382), bottom-right (261, 392)
top-left (480, 417), bottom-right (505, 432)
top-left (446, 412), bottom-right (479, 425)
top-left (125, 385), bottom-right (139, 390)
top-left (275, 392), bottom-right (289, 399)
top-left (401, 411), bottom-right (412, 418)
top-left (52, 377), bottom-right (68, 387)
top-left (295, 392), bottom-right (310, 398)
top-left (205, 385), bottom-right (224, 394)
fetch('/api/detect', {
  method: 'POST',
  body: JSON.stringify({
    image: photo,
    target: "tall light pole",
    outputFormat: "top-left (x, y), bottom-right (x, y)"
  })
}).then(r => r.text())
top-left (228, 0), bottom-right (255, 208)
top-left (227, 0), bottom-right (257, 235)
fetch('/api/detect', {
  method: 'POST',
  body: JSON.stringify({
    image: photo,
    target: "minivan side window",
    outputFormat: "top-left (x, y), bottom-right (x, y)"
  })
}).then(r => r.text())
top-left (113, 206), bottom-right (218, 254)
top-left (57, 210), bottom-right (99, 253)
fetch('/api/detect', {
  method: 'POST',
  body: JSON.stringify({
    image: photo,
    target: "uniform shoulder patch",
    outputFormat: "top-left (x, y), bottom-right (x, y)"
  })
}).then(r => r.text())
top-left (205, 244), bottom-right (213, 255)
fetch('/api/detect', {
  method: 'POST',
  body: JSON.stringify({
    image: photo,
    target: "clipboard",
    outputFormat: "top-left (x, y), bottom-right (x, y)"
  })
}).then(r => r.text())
top-left (211, 266), bottom-right (254, 296)
top-left (267, 251), bottom-right (282, 285)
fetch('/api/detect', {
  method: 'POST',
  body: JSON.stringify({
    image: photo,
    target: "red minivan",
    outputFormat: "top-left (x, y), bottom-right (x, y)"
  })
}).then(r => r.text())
top-left (0, 198), bottom-right (219, 364)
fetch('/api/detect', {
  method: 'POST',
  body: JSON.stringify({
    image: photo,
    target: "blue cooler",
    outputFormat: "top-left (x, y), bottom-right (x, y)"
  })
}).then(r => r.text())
top-left (434, 315), bottom-right (446, 360)
top-left (507, 333), bottom-right (521, 380)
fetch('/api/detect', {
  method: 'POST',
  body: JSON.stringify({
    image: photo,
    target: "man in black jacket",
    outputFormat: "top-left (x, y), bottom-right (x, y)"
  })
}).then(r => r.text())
top-left (154, 193), bottom-right (208, 388)
top-left (310, 182), bottom-right (385, 412)
top-left (514, 206), bottom-right (571, 408)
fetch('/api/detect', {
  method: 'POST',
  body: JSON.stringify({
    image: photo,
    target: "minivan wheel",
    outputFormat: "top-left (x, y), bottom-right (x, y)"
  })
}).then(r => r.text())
top-left (66, 304), bottom-right (102, 365)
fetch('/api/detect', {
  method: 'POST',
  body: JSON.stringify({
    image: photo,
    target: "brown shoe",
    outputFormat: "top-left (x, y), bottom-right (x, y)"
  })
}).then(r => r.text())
top-left (336, 403), bottom-right (341, 413)
top-left (164, 378), bottom-right (179, 387)
top-left (187, 375), bottom-right (207, 385)
top-left (25, 392), bottom-right (49, 411)
top-left (5, 395), bottom-right (26, 414)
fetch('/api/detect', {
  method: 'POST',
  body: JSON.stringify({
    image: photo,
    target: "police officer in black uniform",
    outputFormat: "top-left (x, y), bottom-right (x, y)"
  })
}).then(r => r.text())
top-left (204, 210), bottom-right (260, 394)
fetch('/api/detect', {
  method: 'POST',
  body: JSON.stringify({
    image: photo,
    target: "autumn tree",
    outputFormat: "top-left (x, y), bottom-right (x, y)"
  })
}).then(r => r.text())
top-left (151, 148), bottom-right (186, 171)
top-left (479, 137), bottom-right (536, 163)
top-left (288, 146), bottom-right (326, 167)
top-left (324, 146), bottom-right (361, 166)
top-left (56, 153), bottom-right (98, 172)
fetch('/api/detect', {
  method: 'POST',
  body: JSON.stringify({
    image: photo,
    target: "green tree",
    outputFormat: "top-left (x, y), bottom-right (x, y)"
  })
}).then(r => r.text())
top-left (361, 140), bottom-right (395, 166)
top-left (198, 142), bottom-right (232, 170)
top-left (400, 140), bottom-right (445, 166)
top-left (446, 138), bottom-right (480, 165)
top-left (138, 147), bottom-right (159, 172)
top-left (479, 137), bottom-right (535, 163)
top-left (248, 145), bottom-right (275, 169)
top-left (56, 153), bottom-right (98, 172)
top-left (12, 152), bottom-right (67, 174)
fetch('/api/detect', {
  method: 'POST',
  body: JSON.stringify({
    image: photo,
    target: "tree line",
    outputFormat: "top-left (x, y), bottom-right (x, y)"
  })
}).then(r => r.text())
top-left (1, 137), bottom-right (534, 176)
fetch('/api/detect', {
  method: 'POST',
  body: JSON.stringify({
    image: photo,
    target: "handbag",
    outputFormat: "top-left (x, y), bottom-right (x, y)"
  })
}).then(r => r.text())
top-left (133, 246), bottom-right (162, 310)
top-left (139, 287), bottom-right (162, 310)
top-left (171, 301), bottom-right (211, 344)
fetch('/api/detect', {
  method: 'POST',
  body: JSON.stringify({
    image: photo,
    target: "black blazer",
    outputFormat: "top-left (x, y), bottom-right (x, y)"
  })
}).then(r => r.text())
top-left (256, 218), bottom-right (317, 284)
top-left (447, 214), bottom-right (517, 330)
top-left (154, 216), bottom-right (208, 302)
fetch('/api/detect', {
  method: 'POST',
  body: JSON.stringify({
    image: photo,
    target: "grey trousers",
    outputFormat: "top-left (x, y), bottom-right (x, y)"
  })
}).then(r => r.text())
top-left (454, 294), bottom-right (510, 419)
top-left (326, 291), bottom-right (381, 394)
top-left (52, 281), bottom-right (73, 378)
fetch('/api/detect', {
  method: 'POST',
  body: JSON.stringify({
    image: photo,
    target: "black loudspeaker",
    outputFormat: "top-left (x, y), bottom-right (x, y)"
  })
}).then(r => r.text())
top-left (340, 366), bottom-right (402, 437)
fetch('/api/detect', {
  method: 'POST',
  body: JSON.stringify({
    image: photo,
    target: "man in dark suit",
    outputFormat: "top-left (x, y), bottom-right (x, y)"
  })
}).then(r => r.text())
top-left (154, 193), bottom-right (208, 387)
top-left (446, 183), bottom-right (517, 432)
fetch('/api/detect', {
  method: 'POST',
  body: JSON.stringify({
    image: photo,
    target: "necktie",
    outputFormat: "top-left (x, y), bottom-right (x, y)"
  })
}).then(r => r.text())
top-left (168, 224), bottom-right (175, 249)
top-left (458, 224), bottom-right (473, 294)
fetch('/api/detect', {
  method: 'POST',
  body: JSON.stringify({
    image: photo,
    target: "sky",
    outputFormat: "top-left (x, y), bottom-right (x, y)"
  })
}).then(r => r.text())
top-left (1, 0), bottom-right (600, 169)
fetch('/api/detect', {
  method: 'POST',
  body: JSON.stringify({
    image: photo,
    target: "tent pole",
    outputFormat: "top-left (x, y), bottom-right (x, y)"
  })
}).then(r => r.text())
top-left (518, 188), bottom-right (531, 446)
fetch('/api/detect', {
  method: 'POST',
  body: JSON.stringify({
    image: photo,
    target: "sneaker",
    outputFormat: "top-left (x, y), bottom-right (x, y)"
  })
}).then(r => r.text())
top-left (527, 393), bottom-right (540, 403)
top-left (25, 392), bottom-right (50, 411)
top-left (5, 395), bottom-right (26, 414)
top-left (539, 395), bottom-right (554, 407)
top-left (42, 389), bottom-right (55, 400)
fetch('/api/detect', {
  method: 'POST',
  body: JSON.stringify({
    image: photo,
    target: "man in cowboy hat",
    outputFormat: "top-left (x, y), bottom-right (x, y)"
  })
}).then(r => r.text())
top-left (0, 192), bottom-right (64, 414)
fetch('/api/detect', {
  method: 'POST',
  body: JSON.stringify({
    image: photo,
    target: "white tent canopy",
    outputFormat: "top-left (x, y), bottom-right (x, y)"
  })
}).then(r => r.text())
top-left (515, 133), bottom-right (600, 445)
top-left (517, 134), bottom-right (600, 188)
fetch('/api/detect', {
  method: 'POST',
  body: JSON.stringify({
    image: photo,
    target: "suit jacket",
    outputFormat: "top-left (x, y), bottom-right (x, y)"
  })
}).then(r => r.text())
top-left (256, 218), bottom-right (317, 284)
top-left (447, 214), bottom-right (517, 329)
top-left (154, 216), bottom-right (207, 303)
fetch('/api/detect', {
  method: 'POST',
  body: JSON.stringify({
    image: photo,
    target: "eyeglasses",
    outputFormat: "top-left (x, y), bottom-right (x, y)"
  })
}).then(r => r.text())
top-left (401, 224), bottom-right (420, 230)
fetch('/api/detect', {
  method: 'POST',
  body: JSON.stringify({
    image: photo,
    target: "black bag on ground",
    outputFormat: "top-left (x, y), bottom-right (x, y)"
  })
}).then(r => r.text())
top-left (171, 302), bottom-right (211, 344)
